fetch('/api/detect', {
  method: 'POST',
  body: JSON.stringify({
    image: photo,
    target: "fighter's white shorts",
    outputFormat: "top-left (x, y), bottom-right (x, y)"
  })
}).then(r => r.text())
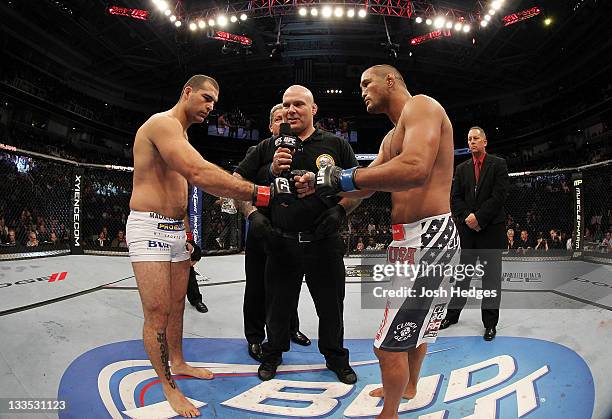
top-left (374, 212), bottom-right (461, 351)
top-left (126, 211), bottom-right (190, 263)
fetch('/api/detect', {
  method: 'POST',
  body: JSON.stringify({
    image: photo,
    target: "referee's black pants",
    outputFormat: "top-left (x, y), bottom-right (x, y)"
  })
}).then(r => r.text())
top-left (261, 233), bottom-right (349, 369)
top-left (445, 222), bottom-right (504, 328)
top-left (186, 266), bottom-right (203, 306)
top-left (243, 232), bottom-right (300, 345)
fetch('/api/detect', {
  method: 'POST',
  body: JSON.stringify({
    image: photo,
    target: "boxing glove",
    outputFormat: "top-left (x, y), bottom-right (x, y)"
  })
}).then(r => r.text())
top-left (315, 165), bottom-right (360, 197)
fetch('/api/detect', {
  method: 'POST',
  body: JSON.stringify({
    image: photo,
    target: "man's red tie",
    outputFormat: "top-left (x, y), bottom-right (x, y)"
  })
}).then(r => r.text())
top-left (475, 160), bottom-right (482, 184)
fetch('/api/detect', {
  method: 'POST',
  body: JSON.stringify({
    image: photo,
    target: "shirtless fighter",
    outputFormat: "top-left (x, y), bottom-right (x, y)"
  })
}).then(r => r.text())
top-left (127, 75), bottom-right (279, 417)
top-left (297, 65), bottom-right (459, 419)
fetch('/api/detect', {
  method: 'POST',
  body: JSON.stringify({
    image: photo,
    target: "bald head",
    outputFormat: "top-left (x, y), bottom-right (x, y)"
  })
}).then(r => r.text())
top-left (363, 65), bottom-right (406, 88)
top-left (282, 84), bottom-right (317, 138)
top-left (283, 85), bottom-right (315, 105)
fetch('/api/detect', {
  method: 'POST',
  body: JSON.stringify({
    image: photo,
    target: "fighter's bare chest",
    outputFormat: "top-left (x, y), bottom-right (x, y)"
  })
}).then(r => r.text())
top-left (383, 127), bottom-right (403, 162)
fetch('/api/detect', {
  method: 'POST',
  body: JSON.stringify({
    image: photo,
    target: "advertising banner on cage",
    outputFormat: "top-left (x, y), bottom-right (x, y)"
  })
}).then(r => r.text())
top-left (572, 173), bottom-right (583, 257)
top-left (71, 168), bottom-right (84, 255)
top-left (188, 185), bottom-right (203, 247)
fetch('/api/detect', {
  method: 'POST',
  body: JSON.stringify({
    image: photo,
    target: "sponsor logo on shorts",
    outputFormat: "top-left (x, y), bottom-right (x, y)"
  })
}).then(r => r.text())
top-left (423, 303), bottom-right (446, 339)
top-left (149, 212), bottom-right (179, 221)
top-left (148, 241), bottom-right (170, 249)
top-left (393, 321), bottom-right (418, 341)
top-left (157, 222), bottom-right (184, 231)
top-left (58, 337), bottom-right (595, 418)
top-left (315, 154), bottom-right (335, 169)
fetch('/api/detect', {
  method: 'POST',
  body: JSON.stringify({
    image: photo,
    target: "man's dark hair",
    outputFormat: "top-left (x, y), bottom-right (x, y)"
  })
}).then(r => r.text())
top-left (182, 75), bottom-right (219, 96)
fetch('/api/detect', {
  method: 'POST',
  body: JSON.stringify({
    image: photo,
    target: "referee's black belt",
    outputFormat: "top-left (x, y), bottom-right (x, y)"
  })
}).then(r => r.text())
top-left (272, 228), bottom-right (338, 243)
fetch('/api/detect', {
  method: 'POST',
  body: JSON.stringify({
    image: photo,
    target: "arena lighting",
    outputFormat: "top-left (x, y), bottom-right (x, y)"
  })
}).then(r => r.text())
top-left (347, 9), bottom-right (355, 18)
top-left (208, 18), bottom-right (216, 26)
top-left (153, 0), bottom-right (168, 12)
top-left (544, 17), bottom-right (552, 26)
top-left (484, 14), bottom-right (491, 21)
top-left (230, 15), bottom-right (237, 22)
top-left (189, 22), bottom-right (197, 30)
top-left (170, 14), bottom-right (176, 22)
top-left (108, 6), bottom-right (149, 20)
top-left (454, 22), bottom-right (463, 31)
top-left (174, 20), bottom-right (182, 27)
top-left (164, 9), bottom-right (171, 16)
top-left (415, 16), bottom-right (422, 23)
top-left (310, 8), bottom-right (318, 16)
top-left (481, 20), bottom-right (488, 27)
top-left (491, 0), bottom-right (503, 10)
top-left (463, 25), bottom-right (471, 32)
top-left (298, 7), bottom-right (307, 16)
top-left (198, 19), bottom-right (206, 29)
top-left (426, 18), bottom-right (432, 25)
top-left (217, 15), bottom-right (228, 26)
top-left (322, 6), bottom-right (332, 18)
top-left (502, 7), bottom-right (541, 27)
top-left (489, 9), bottom-right (495, 15)
top-left (358, 9), bottom-right (367, 18)
top-left (240, 13), bottom-right (247, 21)
top-left (433, 17), bottom-right (445, 28)
top-left (445, 21), bottom-right (453, 29)
top-left (410, 29), bottom-right (451, 46)
top-left (334, 7), bottom-right (344, 17)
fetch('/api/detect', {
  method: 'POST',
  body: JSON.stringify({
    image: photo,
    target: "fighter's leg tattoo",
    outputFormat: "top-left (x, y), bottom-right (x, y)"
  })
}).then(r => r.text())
top-left (157, 331), bottom-right (177, 389)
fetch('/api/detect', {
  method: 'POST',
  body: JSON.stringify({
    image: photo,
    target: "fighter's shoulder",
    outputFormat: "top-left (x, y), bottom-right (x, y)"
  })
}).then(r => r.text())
top-left (138, 112), bottom-right (182, 137)
top-left (405, 94), bottom-right (444, 114)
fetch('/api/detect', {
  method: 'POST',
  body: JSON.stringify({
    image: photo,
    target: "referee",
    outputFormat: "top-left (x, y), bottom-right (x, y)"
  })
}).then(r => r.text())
top-left (235, 85), bottom-right (361, 384)
top-left (234, 104), bottom-right (311, 363)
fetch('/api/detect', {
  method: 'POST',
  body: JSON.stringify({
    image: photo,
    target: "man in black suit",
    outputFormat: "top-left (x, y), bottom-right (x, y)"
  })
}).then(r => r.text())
top-left (440, 126), bottom-right (509, 341)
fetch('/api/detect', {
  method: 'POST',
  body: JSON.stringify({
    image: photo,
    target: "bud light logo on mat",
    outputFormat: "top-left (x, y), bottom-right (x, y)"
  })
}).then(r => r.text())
top-left (58, 337), bottom-right (594, 418)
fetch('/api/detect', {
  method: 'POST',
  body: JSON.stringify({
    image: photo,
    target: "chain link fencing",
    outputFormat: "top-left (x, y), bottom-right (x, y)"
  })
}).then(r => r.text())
top-left (1, 144), bottom-right (610, 264)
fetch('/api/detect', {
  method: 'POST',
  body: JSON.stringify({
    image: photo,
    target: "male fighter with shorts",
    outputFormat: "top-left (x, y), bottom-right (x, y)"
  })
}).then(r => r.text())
top-left (127, 74), bottom-right (276, 417)
top-left (299, 64), bottom-right (459, 419)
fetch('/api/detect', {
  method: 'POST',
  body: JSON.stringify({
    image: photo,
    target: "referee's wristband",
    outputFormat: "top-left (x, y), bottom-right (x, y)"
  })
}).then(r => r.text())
top-left (339, 167), bottom-right (360, 192)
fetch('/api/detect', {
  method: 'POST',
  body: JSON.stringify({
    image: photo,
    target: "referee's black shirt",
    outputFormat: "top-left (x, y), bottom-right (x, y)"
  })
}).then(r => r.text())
top-left (235, 129), bottom-right (358, 232)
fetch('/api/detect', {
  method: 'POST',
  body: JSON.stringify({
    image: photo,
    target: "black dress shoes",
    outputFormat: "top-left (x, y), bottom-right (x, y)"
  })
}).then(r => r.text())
top-left (193, 302), bottom-right (208, 313)
top-left (484, 327), bottom-right (496, 341)
top-left (258, 360), bottom-right (281, 381)
top-left (326, 363), bottom-right (357, 385)
top-left (290, 331), bottom-right (311, 346)
top-left (248, 343), bottom-right (264, 362)
top-left (439, 319), bottom-right (457, 330)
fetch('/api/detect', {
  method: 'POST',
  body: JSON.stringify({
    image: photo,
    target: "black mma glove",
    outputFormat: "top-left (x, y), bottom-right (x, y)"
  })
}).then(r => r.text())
top-left (315, 165), bottom-right (360, 197)
top-left (248, 211), bottom-right (273, 238)
top-left (314, 204), bottom-right (346, 237)
top-left (186, 232), bottom-right (202, 262)
top-left (252, 178), bottom-right (295, 207)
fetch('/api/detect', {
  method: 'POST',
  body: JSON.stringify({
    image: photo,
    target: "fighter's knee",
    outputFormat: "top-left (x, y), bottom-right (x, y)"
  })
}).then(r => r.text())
top-left (143, 304), bottom-right (171, 325)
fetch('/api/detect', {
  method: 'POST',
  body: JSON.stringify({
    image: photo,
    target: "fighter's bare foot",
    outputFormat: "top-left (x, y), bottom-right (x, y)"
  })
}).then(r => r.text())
top-left (368, 386), bottom-right (416, 400)
top-left (171, 363), bottom-right (214, 380)
top-left (163, 387), bottom-right (201, 418)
